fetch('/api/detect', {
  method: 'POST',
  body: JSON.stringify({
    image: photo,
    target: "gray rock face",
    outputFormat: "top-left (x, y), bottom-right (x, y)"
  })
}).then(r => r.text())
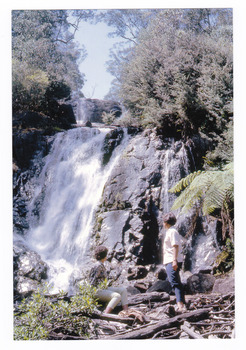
top-left (14, 241), bottom-right (48, 298)
top-left (212, 272), bottom-right (235, 294)
top-left (93, 130), bottom-right (207, 269)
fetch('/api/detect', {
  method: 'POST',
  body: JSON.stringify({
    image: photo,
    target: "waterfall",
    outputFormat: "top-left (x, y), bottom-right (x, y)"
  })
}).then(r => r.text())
top-left (25, 127), bottom-right (130, 293)
top-left (74, 98), bottom-right (88, 125)
top-left (160, 140), bottom-right (191, 214)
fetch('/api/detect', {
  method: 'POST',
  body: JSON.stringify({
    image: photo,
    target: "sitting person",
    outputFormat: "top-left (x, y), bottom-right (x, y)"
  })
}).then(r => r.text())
top-left (89, 245), bottom-right (129, 314)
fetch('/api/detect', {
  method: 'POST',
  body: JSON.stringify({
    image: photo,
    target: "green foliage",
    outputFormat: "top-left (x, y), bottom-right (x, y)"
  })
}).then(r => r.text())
top-left (12, 10), bottom-right (88, 112)
top-left (102, 111), bottom-right (116, 125)
top-left (14, 282), bottom-right (99, 340)
top-left (168, 170), bottom-right (202, 194)
top-left (204, 119), bottom-right (234, 168)
top-left (103, 9), bottom-right (233, 135)
top-left (117, 111), bottom-right (141, 127)
top-left (213, 239), bottom-right (234, 275)
top-left (169, 162), bottom-right (234, 216)
top-left (96, 9), bottom-right (159, 43)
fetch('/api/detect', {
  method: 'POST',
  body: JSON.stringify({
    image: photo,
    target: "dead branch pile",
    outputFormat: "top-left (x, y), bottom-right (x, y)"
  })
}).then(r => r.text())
top-left (85, 291), bottom-right (235, 339)
top-left (38, 290), bottom-right (234, 340)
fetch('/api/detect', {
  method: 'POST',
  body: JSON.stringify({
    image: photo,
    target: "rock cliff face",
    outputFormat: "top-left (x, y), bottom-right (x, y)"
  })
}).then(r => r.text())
top-left (13, 106), bottom-right (227, 299)
top-left (91, 129), bottom-right (219, 279)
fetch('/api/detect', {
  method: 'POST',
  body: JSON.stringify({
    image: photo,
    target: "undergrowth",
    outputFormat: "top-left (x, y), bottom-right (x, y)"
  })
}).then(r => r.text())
top-left (14, 282), bottom-right (99, 340)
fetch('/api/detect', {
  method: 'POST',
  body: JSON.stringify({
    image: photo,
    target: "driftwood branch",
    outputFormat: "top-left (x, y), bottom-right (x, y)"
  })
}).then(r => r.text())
top-left (127, 291), bottom-right (170, 306)
top-left (181, 323), bottom-right (203, 339)
top-left (44, 291), bottom-right (234, 340)
top-left (101, 308), bottom-right (210, 340)
top-left (91, 310), bottom-right (135, 325)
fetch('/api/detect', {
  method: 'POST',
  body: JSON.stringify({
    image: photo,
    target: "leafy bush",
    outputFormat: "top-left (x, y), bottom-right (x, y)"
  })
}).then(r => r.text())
top-left (213, 238), bottom-right (234, 275)
top-left (12, 10), bottom-right (86, 112)
top-left (117, 111), bottom-right (141, 127)
top-left (14, 282), bottom-right (99, 340)
top-left (102, 111), bottom-right (116, 125)
top-left (104, 9), bottom-right (233, 136)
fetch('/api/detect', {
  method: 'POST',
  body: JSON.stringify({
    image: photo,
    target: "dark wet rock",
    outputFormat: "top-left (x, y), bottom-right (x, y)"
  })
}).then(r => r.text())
top-left (146, 280), bottom-right (172, 294)
top-left (127, 266), bottom-right (149, 280)
top-left (102, 128), bottom-right (124, 165)
top-left (186, 273), bottom-right (216, 294)
top-left (156, 266), bottom-right (167, 280)
top-left (85, 120), bottom-right (92, 127)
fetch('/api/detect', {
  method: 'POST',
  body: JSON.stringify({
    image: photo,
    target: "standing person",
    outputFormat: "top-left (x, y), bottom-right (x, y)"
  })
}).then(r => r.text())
top-left (162, 212), bottom-right (186, 313)
top-left (89, 245), bottom-right (129, 314)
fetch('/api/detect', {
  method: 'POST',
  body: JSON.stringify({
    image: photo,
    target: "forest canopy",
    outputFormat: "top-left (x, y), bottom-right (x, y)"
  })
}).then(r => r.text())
top-left (12, 10), bottom-right (94, 112)
top-left (12, 9), bottom-right (233, 139)
top-left (102, 9), bottom-right (233, 137)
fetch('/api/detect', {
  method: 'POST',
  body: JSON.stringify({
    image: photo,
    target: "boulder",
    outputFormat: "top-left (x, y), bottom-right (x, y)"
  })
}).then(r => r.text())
top-left (186, 273), bottom-right (216, 294)
top-left (102, 128), bottom-right (124, 165)
top-left (96, 210), bottom-right (131, 253)
top-left (156, 266), bottom-right (167, 280)
top-left (16, 276), bottom-right (40, 298)
top-left (14, 242), bottom-right (48, 298)
top-left (212, 272), bottom-right (235, 294)
top-left (127, 266), bottom-right (149, 280)
top-left (127, 286), bottom-right (140, 295)
top-left (17, 250), bottom-right (48, 281)
top-left (146, 280), bottom-right (172, 294)
top-left (134, 281), bottom-right (151, 293)
top-left (13, 129), bottom-right (49, 170)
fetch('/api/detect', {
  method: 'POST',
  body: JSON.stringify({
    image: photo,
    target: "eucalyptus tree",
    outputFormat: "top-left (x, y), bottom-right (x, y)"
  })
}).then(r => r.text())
top-left (12, 10), bottom-right (94, 112)
top-left (111, 8), bottom-right (233, 136)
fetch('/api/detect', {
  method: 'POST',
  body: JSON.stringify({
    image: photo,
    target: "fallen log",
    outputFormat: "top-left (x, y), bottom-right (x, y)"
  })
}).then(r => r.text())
top-left (181, 323), bottom-right (203, 339)
top-left (101, 308), bottom-right (210, 339)
top-left (127, 292), bottom-right (170, 306)
top-left (90, 310), bottom-right (135, 325)
top-left (48, 331), bottom-right (86, 340)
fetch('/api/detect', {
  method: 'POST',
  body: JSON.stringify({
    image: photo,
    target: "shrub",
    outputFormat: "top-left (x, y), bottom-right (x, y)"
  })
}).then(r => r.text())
top-left (115, 10), bottom-right (232, 136)
top-left (102, 111), bottom-right (116, 125)
top-left (213, 238), bottom-right (234, 275)
top-left (14, 282), bottom-right (99, 340)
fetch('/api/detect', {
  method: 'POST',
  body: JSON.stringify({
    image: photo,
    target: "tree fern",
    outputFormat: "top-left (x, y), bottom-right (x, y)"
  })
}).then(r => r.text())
top-left (169, 162), bottom-right (234, 216)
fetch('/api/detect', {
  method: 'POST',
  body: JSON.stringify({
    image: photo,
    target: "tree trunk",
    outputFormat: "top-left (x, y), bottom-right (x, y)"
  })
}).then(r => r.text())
top-left (101, 308), bottom-right (210, 339)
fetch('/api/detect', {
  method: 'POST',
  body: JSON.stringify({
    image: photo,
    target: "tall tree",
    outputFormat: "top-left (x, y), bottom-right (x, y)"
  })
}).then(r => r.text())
top-left (101, 9), bottom-right (232, 136)
top-left (12, 10), bottom-right (93, 112)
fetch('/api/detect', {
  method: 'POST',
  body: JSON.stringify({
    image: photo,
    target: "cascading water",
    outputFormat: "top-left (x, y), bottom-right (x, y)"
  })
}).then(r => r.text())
top-left (160, 140), bottom-right (191, 214)
top-left (25, 126), bottom-right (130, 293)
top-left (74, 98), bottom-right (88, 125)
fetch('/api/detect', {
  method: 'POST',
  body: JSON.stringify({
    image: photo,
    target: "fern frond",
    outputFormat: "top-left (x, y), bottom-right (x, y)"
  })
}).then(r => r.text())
top-left (170, 161), bottom-right (234, 215)
top-left (168, 170), bottom-right (202, 194)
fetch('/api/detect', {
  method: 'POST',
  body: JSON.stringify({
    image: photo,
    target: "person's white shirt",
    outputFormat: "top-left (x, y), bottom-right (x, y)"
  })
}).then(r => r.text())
top-left (163, 227), bottom-right (183, 264)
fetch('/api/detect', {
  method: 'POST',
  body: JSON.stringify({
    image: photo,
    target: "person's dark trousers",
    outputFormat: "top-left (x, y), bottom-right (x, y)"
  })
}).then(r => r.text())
top-left (165, 262), bottom-right (185, 303)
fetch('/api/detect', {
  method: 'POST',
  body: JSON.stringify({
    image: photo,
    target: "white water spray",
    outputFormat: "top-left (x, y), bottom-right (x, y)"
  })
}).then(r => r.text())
top-left (26, 127), bottom-right (130, 292)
